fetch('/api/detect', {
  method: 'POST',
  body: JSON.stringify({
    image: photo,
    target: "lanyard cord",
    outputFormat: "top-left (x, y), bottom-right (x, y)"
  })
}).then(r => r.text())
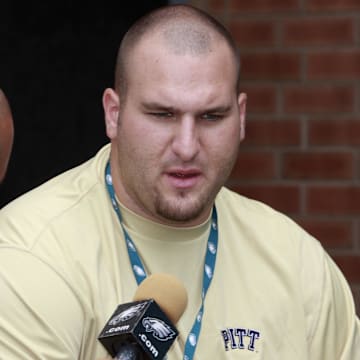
top-left (105, 161), bottom-right (218, 360)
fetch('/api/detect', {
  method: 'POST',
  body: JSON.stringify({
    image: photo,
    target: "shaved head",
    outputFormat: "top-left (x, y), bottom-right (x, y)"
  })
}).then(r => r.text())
top-left (162, 23), bottom-right (212, 55)
top-left (115, 4), bottom-right (241, 99)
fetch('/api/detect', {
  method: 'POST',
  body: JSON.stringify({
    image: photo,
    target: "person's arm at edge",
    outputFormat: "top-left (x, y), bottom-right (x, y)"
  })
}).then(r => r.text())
top-left (0, 88), bottom-right (14, 183)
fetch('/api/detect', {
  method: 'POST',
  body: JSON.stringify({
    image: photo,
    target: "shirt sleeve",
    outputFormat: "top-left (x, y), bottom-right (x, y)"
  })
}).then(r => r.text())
top-left (0, 246), bottom-right (85, 359)
top-left (301, 235), bottom-right (360, 359)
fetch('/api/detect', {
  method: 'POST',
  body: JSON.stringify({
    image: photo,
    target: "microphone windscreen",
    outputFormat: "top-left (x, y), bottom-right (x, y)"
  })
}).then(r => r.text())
top-left (133, 273), bottom-right (188, 325)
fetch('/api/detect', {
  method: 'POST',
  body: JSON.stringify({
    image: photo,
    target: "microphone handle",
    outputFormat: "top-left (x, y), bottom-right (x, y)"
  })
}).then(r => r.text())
top-left (114, 343), bottom-right (147, 360)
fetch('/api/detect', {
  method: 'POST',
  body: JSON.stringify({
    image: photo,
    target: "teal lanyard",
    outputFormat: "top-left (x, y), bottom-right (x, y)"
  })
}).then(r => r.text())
top-left (105, 161), bottom-right (218, 360)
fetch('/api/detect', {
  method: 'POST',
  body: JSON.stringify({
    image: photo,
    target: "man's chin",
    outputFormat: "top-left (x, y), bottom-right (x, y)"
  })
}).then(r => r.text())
top-left (155, 196), bottom-right (208, 224)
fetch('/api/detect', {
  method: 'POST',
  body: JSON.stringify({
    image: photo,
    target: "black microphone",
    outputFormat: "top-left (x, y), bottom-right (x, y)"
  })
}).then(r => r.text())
top-left (98, 273), bottom-right (188, 359)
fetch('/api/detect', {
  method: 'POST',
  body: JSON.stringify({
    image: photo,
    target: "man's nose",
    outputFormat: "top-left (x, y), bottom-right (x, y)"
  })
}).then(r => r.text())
top-left (171, 117), bottom-right (200, 161)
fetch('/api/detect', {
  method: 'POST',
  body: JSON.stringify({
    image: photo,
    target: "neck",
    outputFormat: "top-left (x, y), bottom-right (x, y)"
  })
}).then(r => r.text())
top-left (118, 199), bottom-right (212, 243)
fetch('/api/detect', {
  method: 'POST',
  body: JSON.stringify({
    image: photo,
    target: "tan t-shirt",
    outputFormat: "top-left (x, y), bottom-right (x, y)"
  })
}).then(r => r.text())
top-left (0, 144), bottom-right (359, 359)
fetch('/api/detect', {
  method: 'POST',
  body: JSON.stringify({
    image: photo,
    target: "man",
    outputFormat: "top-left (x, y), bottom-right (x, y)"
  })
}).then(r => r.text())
top-left (0, 4), bottom-right (359, 360)
top-left (0, 89), bottom-right (14, 183)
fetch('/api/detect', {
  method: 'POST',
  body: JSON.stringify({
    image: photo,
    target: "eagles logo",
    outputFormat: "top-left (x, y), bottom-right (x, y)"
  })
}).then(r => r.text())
top-left (109, 302), bottom-right (146, 325)
top-left (142, 317), bottom-right (176, 341)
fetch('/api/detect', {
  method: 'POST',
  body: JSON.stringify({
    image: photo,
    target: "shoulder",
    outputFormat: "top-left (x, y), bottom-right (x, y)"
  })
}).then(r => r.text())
top-left (215, 186), bottom-right (325, 281)
top-left (0, 144), bottom-right (111, 248)
top-left (216, 186), bottom-right (304, 234)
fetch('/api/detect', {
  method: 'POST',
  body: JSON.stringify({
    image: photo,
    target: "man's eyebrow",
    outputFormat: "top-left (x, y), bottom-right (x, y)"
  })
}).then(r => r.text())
top-left (141, 101), bottom-right (174, 110)
top-left (141, 102), bottom-right (232, 113)
top-left (202, 105), bottom-right (232, 113)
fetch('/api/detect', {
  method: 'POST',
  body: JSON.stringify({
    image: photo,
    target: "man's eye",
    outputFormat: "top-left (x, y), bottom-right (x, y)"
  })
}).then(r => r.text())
top-left (202, 113), bottom-right (223, 121)
top-left (149, 112), bottom-right (173, 118)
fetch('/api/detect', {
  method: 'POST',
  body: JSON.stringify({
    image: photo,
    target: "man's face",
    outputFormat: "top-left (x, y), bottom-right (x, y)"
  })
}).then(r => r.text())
top-left (0, 91), bottom-right (14, 182)
top-left (105, 37), bottom-right (246, 226)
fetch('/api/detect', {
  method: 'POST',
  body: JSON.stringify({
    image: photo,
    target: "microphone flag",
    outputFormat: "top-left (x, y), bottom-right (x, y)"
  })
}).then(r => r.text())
top-left (98, 298), bottom-right (178, 359)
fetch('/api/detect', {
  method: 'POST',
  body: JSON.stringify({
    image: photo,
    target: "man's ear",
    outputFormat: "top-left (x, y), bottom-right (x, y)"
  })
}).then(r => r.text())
top-left (103, 88), bottom-right (120, 140)
top-left (238, 92), bottom-right (247, 141)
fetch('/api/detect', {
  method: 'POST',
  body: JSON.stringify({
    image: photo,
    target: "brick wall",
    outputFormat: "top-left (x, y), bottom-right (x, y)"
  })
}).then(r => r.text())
top-left (190, 0), bottom-right (360, 313)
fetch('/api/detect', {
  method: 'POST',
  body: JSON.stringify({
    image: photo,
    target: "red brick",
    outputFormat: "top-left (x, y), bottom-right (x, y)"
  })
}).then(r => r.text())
top-left (307, 186), bottom-right (360, 215)
top-left (190, 0), bottom-right (225, 15)
top-left (229, 21), bottom-right (275, 47)
top-left (243, 119), bottom-right (301, 146)
top-left (296, 218), bottom-right (353, 249)
top-left (207, 0), bottom-right (226, 11)
top-left (332, 255), bottom-right (360, 283)
top-left (229, 0), bottom-right (299, 12)
top-left (307, 0), bottom-right (360, 11)
top-left (309, 118), bottom-right (360, 145)
top-left (283, 152), bottom-right (354, 179)
top-left (242, 85), bottom-right (277, 113)
top-left (283, 85), bottom-right (354, 113)
top-left (351, 286), bottom-right (360, 315)
top-left (230, 151), bottom-right (276, 179)
top-left (308, 51), bottom-right (360, 79)
top-left (283, 17), bottom-right (354, 46)
top-left (241, 52), bottom-right (301, 80)
top-left (229, 184), bottom-right (300, 213)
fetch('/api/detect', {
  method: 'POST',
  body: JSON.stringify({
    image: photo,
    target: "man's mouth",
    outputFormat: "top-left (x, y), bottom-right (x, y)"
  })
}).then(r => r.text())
top-left (172, 172), bottom-right (193, 178)
top-left (166, 169), bottom-right (202, 188)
